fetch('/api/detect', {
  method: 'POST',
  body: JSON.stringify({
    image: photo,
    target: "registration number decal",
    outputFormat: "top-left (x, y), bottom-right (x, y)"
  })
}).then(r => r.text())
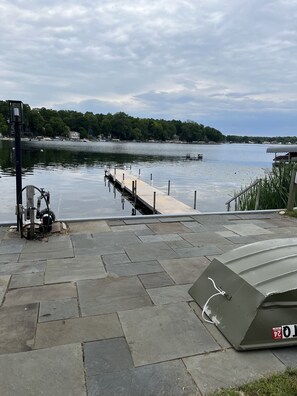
top-left (272, 324), bottom-right (297, 340)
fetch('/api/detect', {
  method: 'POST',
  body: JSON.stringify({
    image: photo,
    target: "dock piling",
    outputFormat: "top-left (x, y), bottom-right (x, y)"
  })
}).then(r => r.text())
top-left (168, 180), bottom-right (171, 196)
top-left (194, 190), bottom-right (197, 209)
top-left (153, 191), bottom-right (156, 214)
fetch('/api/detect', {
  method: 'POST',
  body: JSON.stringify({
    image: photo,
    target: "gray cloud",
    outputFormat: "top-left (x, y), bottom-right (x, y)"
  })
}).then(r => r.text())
top-left (1, 0), bottom-right (297, 135)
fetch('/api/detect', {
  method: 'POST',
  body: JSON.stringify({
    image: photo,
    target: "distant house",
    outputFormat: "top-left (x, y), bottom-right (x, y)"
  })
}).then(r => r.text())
top-left (69, 131), bottom-right (80, 140)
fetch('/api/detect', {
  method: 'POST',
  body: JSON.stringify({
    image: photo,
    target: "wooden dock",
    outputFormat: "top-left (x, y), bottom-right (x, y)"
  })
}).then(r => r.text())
top-left (105, 169), bottom-right (200, 215)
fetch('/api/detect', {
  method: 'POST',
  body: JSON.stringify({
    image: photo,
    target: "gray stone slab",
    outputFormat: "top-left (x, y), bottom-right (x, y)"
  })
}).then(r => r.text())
top-left (119, 302), bottom-right (220, 367)
top-left (0, 241), bottom-right (24, 254)
top-left (77, 276), bottom-right (152, 316)
top-left (102, 253), bottom-right (131, 265)
top-left (184, 349), bottom-right (286, 396)
top-left (106, 260), bottom-right (163, 277)
top-left (0, 344), bottom-right (86, 396)
top-left (176, 246), bottom-right (223, 258)
top-left (0, 260), bottom-right (46, 275)
top-left (91, 231), bottom-right (142, 246)
top-left (139, 233), bottom-right (183, 243)
top-left (272, 347), bottom-right (297, 367)
top-left (34, 313), bottom-right (123, 349)
top-left (125, 242), bottom-right (178, 261)
top-left (0, 275), bottom-right (10, 304)
top-left (224, 223), bottom-right (273, 236)
top-left (180, 232), bottom-right (232, 246)
top-left (21, 237), bottom-right (73, 253)
top-left (107, 219), bottom-right (125, 226)
top-left (166, 239), bottom-right (193, 249)
top-left (138, 272), bottom-right (175, 289)
top-left (148, 222), bottom-right (193, 234)
top-left (124, 218), bottom-right (160, 224)
top-left (9, 272), bottom-right (44, 289)
top-left (192, 214), bottom-right (239, 224)
top-left (158, 217), bottom-right (194, 223)
top-left (39, 298), bottom-right (79, 322)
top-left (0, 303), bottom-right (38, 354)
top-left (147, 284), bottom-right (192, 305)
top-left (19, 249), bottom-right (74, 261)
top-left (4, 283), bottom-right (77, 306)
top-left (110, 224), bottom-right (149, 232)
top-left (0, 253), bottom-right (19, 263)
top-left (87, 360), bottom-right (198, 396)
top-left (181, 221), bottom-right (206, 232)
top-left (189, 302), bottom-right (231, 349)
top-left (84, 338), bottom-right (134, 375)
top-left (159, 256), bottom-right (210, 284)
top-left (45, 256), bottom-right (106, 284)
top-left (69, 220), bottom-right (110, 234)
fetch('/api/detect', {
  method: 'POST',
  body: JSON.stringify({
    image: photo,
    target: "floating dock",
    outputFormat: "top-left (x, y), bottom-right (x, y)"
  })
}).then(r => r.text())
top-left (105, 169), bottom-right (200, 215)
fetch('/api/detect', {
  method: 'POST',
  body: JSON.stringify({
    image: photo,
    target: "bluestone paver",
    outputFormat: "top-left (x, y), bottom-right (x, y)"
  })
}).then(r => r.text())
top-left (0, 303), bottom-right (38, 354)
top-left (0, 275), bottom-right (10, 304)
top-left (39, 298), bottom-right (79, 322)
top-left (34, 313), bottom-right (123, 349)
top-left (3, 283), bottom-right (77, 306)
top-left (45, 255), bottom-right (106, 284)
top-left (119, 302), bottom-right (220, 366)
top-left (77, 276), bottom-right (152, 316)
top-left (176, 245), bottom-right (223, 258)
top-left (147, 284), bottom-right (192, 305)
top-left (110, 224), bottom-right (149, 232)
top-left (102, 253), bottom-right (131, 265)
top-left (224, 223), bottom-right (273, 236)
top-left (159, 256), bottom-right (210, 284)
top-left (125, 241), bottom-right (178, 261)
top-left (183, 349), bottom-right (286, 395)
top-left (139, 233), bottom-right (183, 243)
top-left (69, 220), bottom-right (110, 233)
top-left (9, 272), bottom-right (44, 289)
top-left (272, 347), bottom-right (297, 367)
top-left (0, 253), bottom-right (19, 263)
top-left (106, 260), bottom-right (163, 277)
top-left (148, 222), bottom-right (192, 234)
top-left (0, 241), bottom-right (23, 254)
top-left (138, 271), bottom-right (175, 289)
top-left (87, 360), bottom-right (198, 396)
top-left (0, 260), bottom-right (46, 275)
top-left (0, 344), bottom-right (86, 396)
top-left (180, 232), bottom-right (232, 246)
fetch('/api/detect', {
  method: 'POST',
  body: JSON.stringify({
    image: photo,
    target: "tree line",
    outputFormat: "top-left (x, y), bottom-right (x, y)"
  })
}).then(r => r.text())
top-left (0, 101), bottom-right (224, 143)
top-left (1, 100), bottom-right (296, 144)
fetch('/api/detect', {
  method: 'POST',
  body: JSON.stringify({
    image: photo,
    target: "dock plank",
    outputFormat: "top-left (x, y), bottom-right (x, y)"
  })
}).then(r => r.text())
top-left (106, 169), bottom-right (200, 215)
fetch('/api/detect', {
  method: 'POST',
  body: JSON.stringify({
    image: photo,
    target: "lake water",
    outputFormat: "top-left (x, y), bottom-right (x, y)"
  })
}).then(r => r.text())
top-left (0, 139), bottom-right (275, 222)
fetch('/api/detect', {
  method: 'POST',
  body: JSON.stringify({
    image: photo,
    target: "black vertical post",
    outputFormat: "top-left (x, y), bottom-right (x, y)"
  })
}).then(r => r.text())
top-left (15, 117), bottom-right (22, 231)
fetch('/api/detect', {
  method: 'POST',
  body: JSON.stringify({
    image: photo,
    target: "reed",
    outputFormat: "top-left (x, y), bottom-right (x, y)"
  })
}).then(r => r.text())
top-left (236, 163), bottom-right (294, 211)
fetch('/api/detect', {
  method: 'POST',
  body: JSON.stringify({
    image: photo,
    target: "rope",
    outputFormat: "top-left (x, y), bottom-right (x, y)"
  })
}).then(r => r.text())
top-left (202, 277), bottom-right (226, 324)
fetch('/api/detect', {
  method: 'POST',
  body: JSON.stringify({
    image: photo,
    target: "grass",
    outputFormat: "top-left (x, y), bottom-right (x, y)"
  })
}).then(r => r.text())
top-left (235, 163), bottom-right (295, 211)
top-left (210, 368), bottom-right (297, 396)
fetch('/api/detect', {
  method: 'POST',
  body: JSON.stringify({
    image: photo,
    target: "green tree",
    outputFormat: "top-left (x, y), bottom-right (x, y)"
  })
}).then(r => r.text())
top-left (0, 113), bottom-right (8, 136)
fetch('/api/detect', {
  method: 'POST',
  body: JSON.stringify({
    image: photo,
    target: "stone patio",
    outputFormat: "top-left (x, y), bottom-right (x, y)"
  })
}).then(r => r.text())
top-left (0, 211), bottom-right (297, 395)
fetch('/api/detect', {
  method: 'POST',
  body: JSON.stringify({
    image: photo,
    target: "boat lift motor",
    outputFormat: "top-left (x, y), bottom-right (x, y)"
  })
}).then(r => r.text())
top-left (189, 238), bottom-right (297, 351)
top-left (19, 185), bottom-right (56, 239)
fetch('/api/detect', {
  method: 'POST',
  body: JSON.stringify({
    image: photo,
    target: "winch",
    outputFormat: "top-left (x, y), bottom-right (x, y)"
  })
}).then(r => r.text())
top-left (17, 185), bottom-right (56, 239)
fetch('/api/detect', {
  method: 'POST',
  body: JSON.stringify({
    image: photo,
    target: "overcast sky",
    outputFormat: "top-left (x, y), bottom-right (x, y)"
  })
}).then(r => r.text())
top-left (1, 0), bottom-right (297, 136)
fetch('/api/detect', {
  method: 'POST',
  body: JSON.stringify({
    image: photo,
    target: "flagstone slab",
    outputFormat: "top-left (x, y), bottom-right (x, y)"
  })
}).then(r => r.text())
top-left (139, 234), bottom-right (183, 243)
top-left (39, 298), bottom-right (79, 322)
top-left (119, 302), bottom-right (220, 367)
top-left (110, 224), bottom-right (149, 232)
top-left (0, 303), bottom-right (38, 354)
top-left (138, 272), bottom-right (175, 289)
top-left (21, 237), bottom-right (72, 253)
top-left (102, 253), bottom-right (131, 265)
top-left (45, 256), bottom-right (106, 284)
top-left (0, 241), bottom-right (24, 254)
top-left (183, 349), bottom-right (286, 395)
top-left (0, 275), bottom-right (10, 304)
top-left (69, 220), bottom-right (110, 234)
top-left (106, 260), bottom-right (163, 277)
top-left (0, 260), bottom-right (46, 275)
top-left (159, 256), bottom-right (210, 284)
top-left (224, 223), bottom-right (273, 236)
top-left (147, 284), bottom-right (192, 305)
top-left (0, 254), bottom-right (19, 263)
top-left (272, 347), bottom-right (297, 367)
top-left (86, 360), bottom-right (198, 396)
top-left (34, 313), bottom-right (123, 349)
top-left (84, 338), bottom-right (134, 375)
top-left (0, 344), bottom-right (86, 396)
top-left (9, 273), bottom-right (44, 289)
top-left (147, 222), bottom-right (193, 234)
top-left (125, 242), bottom-right (178, 261)
top-left (176, 246), bottom-right (223, 258)
top-left (19, 249), bottom-right (74, 261)
top-left (77, 276), bottom-right (152, 316)
top-left (4, 283), bottom-right (77, 306)
top-left (180, 232), bottom-right (232, 246)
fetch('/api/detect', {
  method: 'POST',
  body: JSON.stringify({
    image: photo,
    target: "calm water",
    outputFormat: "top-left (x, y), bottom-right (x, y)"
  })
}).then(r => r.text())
top-left (0, 139), bottom-right (275, 222)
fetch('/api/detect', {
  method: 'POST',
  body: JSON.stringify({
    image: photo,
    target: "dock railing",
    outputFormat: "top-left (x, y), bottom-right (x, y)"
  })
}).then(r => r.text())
top-left (226, 179), bottom-right (262, 211)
